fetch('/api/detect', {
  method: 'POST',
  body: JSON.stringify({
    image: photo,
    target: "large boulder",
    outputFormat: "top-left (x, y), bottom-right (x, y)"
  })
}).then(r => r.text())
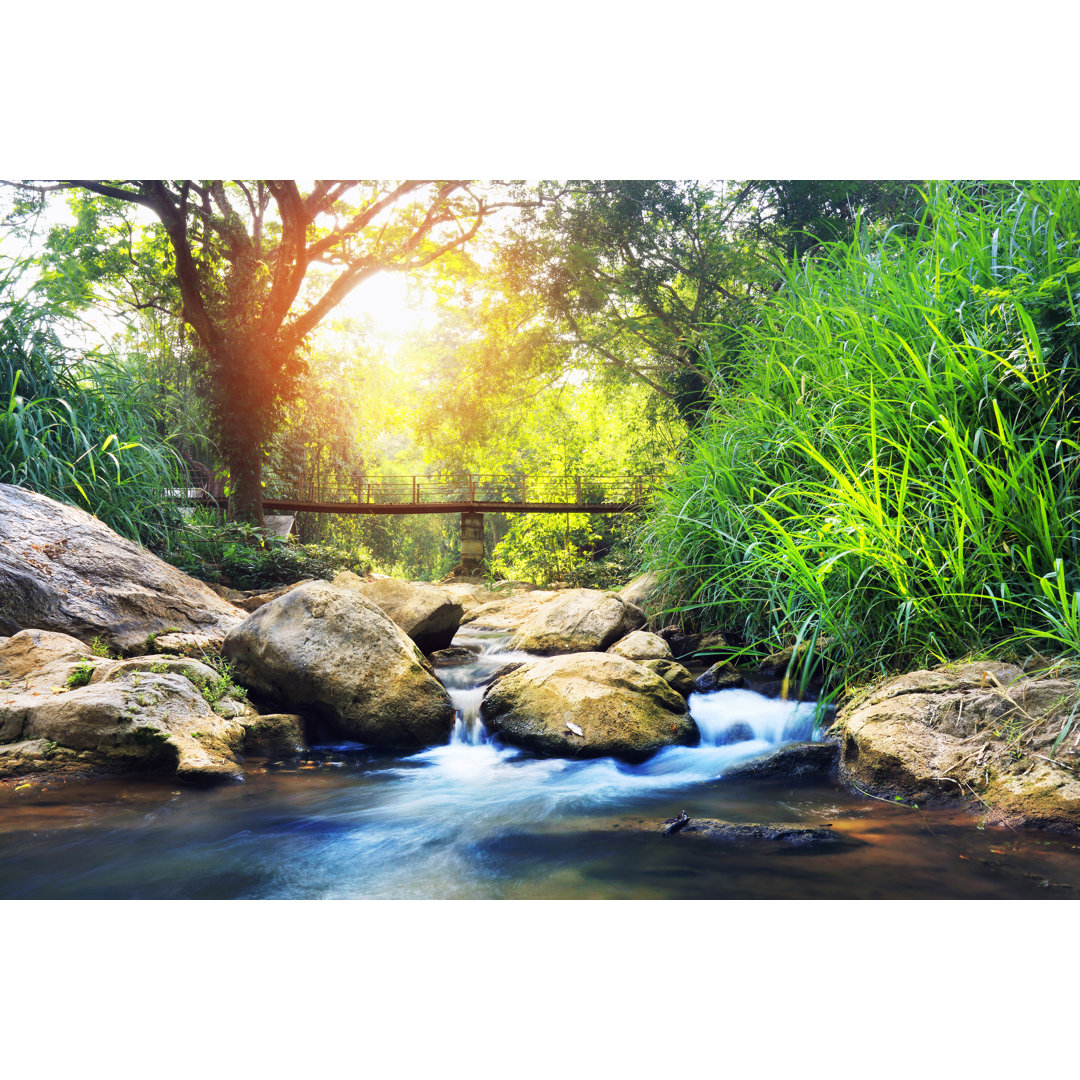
top-left (0, 483), bottom-right (244, 654)
top-left (836, 661), bottom-right (1080, 829)
top-left (509, 589), bottom-right (646, 654)
top-left (480, 651), bottom-right (696, 761)
top-left (0, 630), bottom-right (247, 782)
top-left (439, 583), bottom-right (506, 612)
top-left (223, 580), bottom-right (454, 748)
top-left (333, 572), bottom-right (464, 653)
top-left (607, 630), bottom-right (672, 662)
top-left (460, 590), bottom-right (560, 631)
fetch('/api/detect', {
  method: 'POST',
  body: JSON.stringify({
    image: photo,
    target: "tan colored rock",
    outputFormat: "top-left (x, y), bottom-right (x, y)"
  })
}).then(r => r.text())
top-left (459, 590), bottom-right (559, 631)
top-left (480, 651), bottom-right (696, 762)
top-left (439, 583), bottom-right (506, 612)
top-left (837, 661), bottom-right (1080, 829)
top-left (151, 632), bottom-right (220, 656)
top-left (208, 583), bottom-right (247, 603)
top-left (239, 713), bottom-right (306, 757)
top-left (0, 483), bottom-right (244, 654)
top-left (509, 589), bottom-right (646, 654)
top-left (224, 580), bottom-right (454, 749)
top-left (607, 630), bottom-right (672, 662)
top-left (0, 629), bottom-right (92, 682)
top-left (236, 580), bottom-right (314, 613)
top-left (0, 738), bottom-right (88, 778)
top-left (333, 572), bottom-right (464, 653)
top-left (639, 658), bottom-right (695, 698)
top-left (88, 654), bottom-right (220, 686)
top-left (0, 658), bottom-right (246, 782)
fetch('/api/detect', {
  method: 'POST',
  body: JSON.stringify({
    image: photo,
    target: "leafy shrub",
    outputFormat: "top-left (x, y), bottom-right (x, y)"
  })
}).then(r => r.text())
top-left (66, 659), bottom-right (94, 688)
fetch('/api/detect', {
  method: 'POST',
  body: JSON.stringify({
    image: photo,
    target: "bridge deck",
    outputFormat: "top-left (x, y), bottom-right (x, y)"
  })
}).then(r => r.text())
top-left (261, 499), bottom-right (640, 516)
top-left (180, 473), bottom-right (662, 516)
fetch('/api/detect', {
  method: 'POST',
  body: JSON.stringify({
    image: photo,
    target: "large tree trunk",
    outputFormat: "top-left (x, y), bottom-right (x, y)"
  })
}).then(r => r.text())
top-left (228, 440), bottom-right (265, 528)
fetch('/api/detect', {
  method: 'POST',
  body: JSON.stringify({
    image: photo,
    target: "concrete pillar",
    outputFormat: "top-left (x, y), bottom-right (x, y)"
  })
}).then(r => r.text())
top-left (459, 511), bottom-right (485, 575)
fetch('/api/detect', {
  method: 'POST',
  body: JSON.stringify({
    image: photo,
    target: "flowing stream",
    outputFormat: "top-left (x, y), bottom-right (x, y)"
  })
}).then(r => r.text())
top-left (2, 628), bottom-right (1080, 899)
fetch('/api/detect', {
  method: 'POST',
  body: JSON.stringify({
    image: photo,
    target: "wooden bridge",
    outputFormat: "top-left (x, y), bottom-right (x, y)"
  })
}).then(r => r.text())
top-left (188, 473), bottom-right (665, 574)
top-left (258, 474), bottom-right (659, 516)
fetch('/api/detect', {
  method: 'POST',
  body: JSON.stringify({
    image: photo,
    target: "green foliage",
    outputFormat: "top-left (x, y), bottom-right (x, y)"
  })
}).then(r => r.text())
top-left (0, 251), bottom-right (185, 546)
top-left (89, 636), bottom-right (112, 658)
top-left (163, 513), bottom-right (371, 589)
top-left (189, 660), bottom-right (248, 707)
top-left (65, 659), bottom-right (95, 688)
top-left (645, 181), bottom-right (1080, 681)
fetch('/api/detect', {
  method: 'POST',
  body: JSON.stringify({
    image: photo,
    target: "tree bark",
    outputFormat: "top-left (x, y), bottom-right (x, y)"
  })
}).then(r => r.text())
top-left (228, 439), bottom-right (265, 528)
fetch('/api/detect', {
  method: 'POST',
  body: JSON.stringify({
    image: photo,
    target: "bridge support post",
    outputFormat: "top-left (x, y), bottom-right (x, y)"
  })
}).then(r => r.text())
top-left (459, 511), bottom-right (485, 576)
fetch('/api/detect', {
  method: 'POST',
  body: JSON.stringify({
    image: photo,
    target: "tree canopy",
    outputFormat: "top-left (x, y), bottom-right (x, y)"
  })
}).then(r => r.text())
top-left (7, 180), bottom-right (518, 523)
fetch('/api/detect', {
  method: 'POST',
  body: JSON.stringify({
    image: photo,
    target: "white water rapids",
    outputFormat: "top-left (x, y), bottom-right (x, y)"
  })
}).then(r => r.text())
top-left (431, 628), bottom-right (819, 793)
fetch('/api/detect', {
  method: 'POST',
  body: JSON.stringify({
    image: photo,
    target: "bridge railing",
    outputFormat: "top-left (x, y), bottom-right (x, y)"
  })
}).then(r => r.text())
top-left (263, 473), bottom-right (664, 507)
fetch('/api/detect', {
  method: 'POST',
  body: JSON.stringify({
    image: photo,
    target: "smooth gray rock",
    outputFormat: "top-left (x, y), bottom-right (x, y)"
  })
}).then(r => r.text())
top-left (0, 483), bottom-right (243, 654)
top-left (693, 661), bottom-right (745, 693)
top-left (722, 740), bottom-right (839, 781)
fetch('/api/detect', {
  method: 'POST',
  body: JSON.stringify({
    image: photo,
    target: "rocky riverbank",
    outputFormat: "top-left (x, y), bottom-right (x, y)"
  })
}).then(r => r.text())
top-left (3, 483), bottom-right (1080, 836)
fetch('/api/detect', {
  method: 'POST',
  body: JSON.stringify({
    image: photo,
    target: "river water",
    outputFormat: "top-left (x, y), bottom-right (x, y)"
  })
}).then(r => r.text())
top-left (2, 629), bottom-right (1080, 899)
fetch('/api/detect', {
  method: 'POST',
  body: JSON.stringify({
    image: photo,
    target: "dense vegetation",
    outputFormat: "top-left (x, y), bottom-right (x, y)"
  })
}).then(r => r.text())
top-left (0, 253), bottom-right (184, 544)
top-left (645, 181), bottom-right (1080, 679)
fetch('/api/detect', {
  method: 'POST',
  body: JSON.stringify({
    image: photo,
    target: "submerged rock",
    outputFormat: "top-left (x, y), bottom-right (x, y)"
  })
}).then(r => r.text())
top-left (333, 572), bottom-right (464, 653)
top-left (663, 817), bottom-right (862, 848)
top-left (509, 589), bottom-right (646, 654)
top-left (837, 661), bottom-right (1080, 829)
top-left (224, 580), bottom-right (454, 749)
top-left (713, 721), bottom-right (757, 746)
top-left (721, 740), bottom-right (839, 782)
top-left (607, 630), bottom-right (672, 662)
top-left (0, 483), bottom-right (244, 654)
top-left (480, 651), bottom-right (696, 762)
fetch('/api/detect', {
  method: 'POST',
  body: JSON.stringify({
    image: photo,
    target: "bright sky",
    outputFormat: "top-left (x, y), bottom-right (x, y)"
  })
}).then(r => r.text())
top-left (333, 269), bottom-right (433, 338)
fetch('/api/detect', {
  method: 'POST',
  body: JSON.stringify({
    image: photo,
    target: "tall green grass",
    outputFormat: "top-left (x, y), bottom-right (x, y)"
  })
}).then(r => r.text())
top-left (0, 252), bottom-right (184, 545)
top-left (645, 181), bottom-right (1080, 682)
